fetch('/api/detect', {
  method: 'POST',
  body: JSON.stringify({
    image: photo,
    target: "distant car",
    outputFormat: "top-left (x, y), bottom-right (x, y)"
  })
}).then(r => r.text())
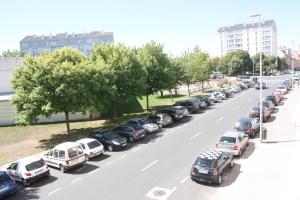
top-left (147, 113), bottom-right (173, 128)
top-left (230, 85), bottom-right (242, 93)
top-left (157, 108), bottom-right (183, 122)
top-left (207, 93), bottom-right (221, 103)
top-left (43, 142), bottom-right (86, 172)
top-left (234, 117), bottom-right (260, 138)
top-left (260, 100), bottom-right (274, 113)
top-left (113, 124), bottom-right (147, 142)
top-left (199, 95), bottom-right (215, 106)
top-left (190, 98), bottom-right (207, 109)
top-left (125, 118), bottom-right (159, 134)
top-left (89, 130), bottom-right (127, 152)
top-left (255, 82), bottom-right (266, 89)
top-left (242, 79), bottom-right (254, 88)
top-left (216, 131), bottom-right (249, 157)
top-left (174, 100), bottom-right (200, 113)
top-left (266, 95), bottom-right (279, 106)
top-left (276, 85), bottom-right (288, 94)
top-left (190, 149), bottom-right (234, 185)
top-left (238, 82), bottom-right (249, 90)
top-left (249, 106), bottom-right (271, 122)
top-left (218, 88), bottom-right (233, 98)
top-left (0, 171), bottom-right (17, 199)
top-left (212, 91), bottom-right (226, 100)
top-left (273, 90), bottom-right (284, 101)
top-left (76, 138), bottom-right (104, 160)
top-left (6, 157), bottom-right (50, 186)
top-left (169, 106), bottom-right (189, 117)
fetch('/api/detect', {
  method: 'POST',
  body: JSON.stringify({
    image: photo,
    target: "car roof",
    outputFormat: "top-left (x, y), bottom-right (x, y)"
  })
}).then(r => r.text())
top-left (76, 138), bottom-right (97, 144)
top-left (198, 149), bottom-right (223, 160)
top-left (222, 131), bottom-right (244, 137)
top-left (16, 156), bottom-right (41, 164)
top-left (54, 142), bottom-right (80, 149)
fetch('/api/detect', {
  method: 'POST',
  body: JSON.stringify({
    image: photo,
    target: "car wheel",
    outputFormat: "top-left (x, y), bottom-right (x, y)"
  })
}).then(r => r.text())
top-left (22, 178), bottom-right (29, 186)
top-left (217, 174), bottom-right (222, 185)
top-left (230, 160), bottom-right (234, 168)
top-left (85, 154), bottom-right (89, 161)
top-left (129, 137), bottom-right (134, 143)
top-left (158, 123), bottom-right (163, 128)
top-left (59, 164), bottom-right (66, 173)
top-left (107, 145), bottom-right (113, 152)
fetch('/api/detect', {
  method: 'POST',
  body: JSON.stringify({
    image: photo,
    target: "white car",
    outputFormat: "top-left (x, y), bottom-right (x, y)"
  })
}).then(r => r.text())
top-left (43, 142), bottom-right (86, 173)
top-left (216, 131), bottom-right (249, 157)
top-left (212, 91), bottom-right (226, 100)
top-left (76, 138), bottom-right (104, 160)
top-left (6, 157), bottom-right (50, 186)
top-left (276, 85), bottom-right (288, 94)
top-left (126, 118), bottom-right (159, 133)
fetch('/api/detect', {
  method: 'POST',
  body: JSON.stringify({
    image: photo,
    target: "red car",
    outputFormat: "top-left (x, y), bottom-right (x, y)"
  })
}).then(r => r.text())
top-left (273, 91), bottom-right (284, 101)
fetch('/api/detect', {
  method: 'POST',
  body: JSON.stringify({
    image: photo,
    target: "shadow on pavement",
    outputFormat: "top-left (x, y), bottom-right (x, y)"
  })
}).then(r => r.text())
top-left (67, 163), bottom-right (99, 175)
top-left (272, 107), bottom-right (279, 114)
top-left (27, 175), bottom-right (58, 188)
top-left (266, 115), bottom-right (276, 123)
top-left (239, 142), bottom-right (255, 159)
top-left (6, 187), bottom-right (40, 200)
top-left (278, 101), bottom-right (285, 106)
top-left (88, 153), bottom-right (111, 162)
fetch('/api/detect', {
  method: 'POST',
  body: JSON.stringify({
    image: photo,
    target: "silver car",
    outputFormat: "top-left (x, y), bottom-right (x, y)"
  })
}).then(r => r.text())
top-left (215, 131), bottom-right (249, 157)
top-left (126, 118), bottom-right (159, 133)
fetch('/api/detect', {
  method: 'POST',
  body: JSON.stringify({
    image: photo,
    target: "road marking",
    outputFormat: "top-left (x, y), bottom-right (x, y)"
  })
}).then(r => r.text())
top-left (48, 188), bottom-right (62, 196)
top-left (105, 161), bottom-right (115, 166)
top-left (217, 116), bottom-right (224, 122)
top-left (132, 147), bottom-right (140, 152)
top-left (171, 186), bottom-right (178, 192)
top-left (71, 177), bottom-right (82, 183)
top-left (235, 106), bottom-right (240, 110)
top-left (189, 132), bottom-right (202, 140)
top-left (180, 176), bottom-right (189, 184)
top-left (88, 168), bottom-right (100, 175)
top-left (141, 160), bottom-right (159, 172)
top-left (119, 154), bottom-right (127, 159)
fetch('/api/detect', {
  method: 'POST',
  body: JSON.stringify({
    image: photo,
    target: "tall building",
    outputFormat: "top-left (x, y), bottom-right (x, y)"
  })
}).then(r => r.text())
top-left (218, 20), bottom-right (277, 57)
top-left (20, 31), bottom-right (114, 56)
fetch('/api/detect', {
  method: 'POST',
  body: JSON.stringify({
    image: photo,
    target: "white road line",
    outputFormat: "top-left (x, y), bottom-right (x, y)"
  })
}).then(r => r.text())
top-left (71, 177), bottom-right (82, 183)
top-left (48, 188), bottom-right (62, 196)
top-left (132, 147), bottom-right (140, 152)
top-left (189, 132), bottom-right (202, 140)
top-left (235, 106), bottom-right (240, 110)
top-left (180, 176), bottom-right (189, 184)
top-left (105, 161), bottom-right (115, 166)
top-left (171, 186), bottom-right (178, 193)
top-left (141, 160), bottom-right (159, 172)
top-left (217, 116), bottom-right (224, 122)
top-left (88, 168), bottom-right (100, 175)
top-left (119, 154), bottom-right (127, 159)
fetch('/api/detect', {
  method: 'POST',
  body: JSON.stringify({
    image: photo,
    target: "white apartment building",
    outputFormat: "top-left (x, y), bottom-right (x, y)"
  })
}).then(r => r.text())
top-left (20, 31), bottom-right (114, 56)
top-left (218, 20), bottom-right (277, 57)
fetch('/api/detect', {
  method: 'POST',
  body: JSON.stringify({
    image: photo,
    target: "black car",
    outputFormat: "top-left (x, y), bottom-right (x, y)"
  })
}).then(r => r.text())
top-left (266, 95), bottom-right (279, 106)
top-left (190, 149), bottom-right (233, 185)
top-left (173, 100), bottom-right (200, 113)
top-left (249, 106), bottom-right (271, 122)
top-left (234, 117), bottom-right (260, 138)
top-left (112, 124), bottom-right (146, 142)
top-left (89, 130), bottom-right (127, 151)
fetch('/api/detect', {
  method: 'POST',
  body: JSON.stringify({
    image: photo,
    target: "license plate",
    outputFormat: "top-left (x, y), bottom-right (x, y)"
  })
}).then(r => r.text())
top-left (198, 170), bottom-right (208, 174)
top-left (35, 170), bottom-right (44, 175)
top-left (122, 143), bottom-right (126, 146)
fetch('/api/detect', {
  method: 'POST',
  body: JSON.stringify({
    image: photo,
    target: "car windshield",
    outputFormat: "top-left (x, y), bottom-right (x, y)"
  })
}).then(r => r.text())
top-left (235, 121), bottom-right (251, 129)
top-left (0, 173), bottom-right (11, 184)
top-left (137, 119), bottom-right (149, 125)
top-left (87, 140), bottom-right (101, 149)
top-left (278, 86), bottom-right (285, 89)
top-left (266, 96), bottom-right (274, 100)
top-left (68, 147), bottom-right (80, 158)
top-left (25, 159), bottom-right (45, 171)
top-left (103, 132), bottom-right (118, 140)
top-left (219, 136), bottom-right (236, 143)
top-left (195, 158), bottom-right (216, 168)
top-left (252, 107), bottom-right (260, 112)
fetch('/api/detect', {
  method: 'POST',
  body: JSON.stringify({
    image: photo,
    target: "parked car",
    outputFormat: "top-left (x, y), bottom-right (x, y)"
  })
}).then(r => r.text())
top-left (125, 118), bottom-right (159, 134)
top-left (242, 79), bottom-right (254, 88)
top-left (190, 98), bottom-right (207, 109)
top-left (190, 149), bottom-right (234, 185)
top-left (212, 91), bottom-right (226, 100)
top-left (249, 106), bottom-right (271, 122)
top-left (169, 106), bottom-right (189, 118)
top-left (230, 85), bottom-right (242, 93)
top-left (0, 171), bottom-right (17, 199)
top-left (76, 138), bottom-right (104, 160)
top-left (89, 130), bottom-right (127, 152)
top-left (238, 82), bottom-right (249, 90)
top-left (276, 85), bottom-right (288, 94)
top-left (266, 95), bottom-right (279, 106)
top-left (6, 157), bottom-right (50, 186)
top-left (255, 82), bottom-right (266, 89)
top-left (147, 113), bottom-right (173, 128)
top-left (174, 100), bottom-right (201, 113)
top-left (234, 117), bottom-right (260, 138)
top-left (156, 108), bottom-right (183, 122)
top-left (199, 95), bottom-right (214, 106)
top-left (207, 93), bottom-right (221, 103)
top-left (113, 124), bottom-right (147, 142)
top-left (218, 88), bottom-right (233, 98)
top-left (273, 90), bottom-right (284, 101)
top-left (260, 100), bottom-right (274, 113)
top-left (43, 142), bottom-right (86, 172)
top-left (215, 131), bottom-right (249, 157)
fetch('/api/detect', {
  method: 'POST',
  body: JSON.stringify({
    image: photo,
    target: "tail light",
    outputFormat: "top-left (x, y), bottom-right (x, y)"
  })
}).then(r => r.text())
top-left (213, 169), bottom-right (218, 176)
top-left (233, 144), bottom-right (238, 150)
top-left (24, 172), bottom-right (31, 176)
top-left (247, 128), bottom-right (253, 133)
top-left (215, 144), bottom-right (220, 148)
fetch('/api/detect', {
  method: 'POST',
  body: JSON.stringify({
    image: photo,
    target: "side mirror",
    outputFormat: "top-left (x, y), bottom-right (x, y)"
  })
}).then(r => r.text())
top-left (7, 166), bottom-right (11, 170)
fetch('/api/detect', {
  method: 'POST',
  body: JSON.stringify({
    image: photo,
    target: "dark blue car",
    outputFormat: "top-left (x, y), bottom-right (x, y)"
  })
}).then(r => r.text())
top-left (0, 171), bottom-right (17, 199)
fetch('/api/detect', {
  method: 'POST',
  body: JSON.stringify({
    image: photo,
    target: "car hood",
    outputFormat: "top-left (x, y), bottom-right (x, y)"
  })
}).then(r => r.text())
top-left (143, 123), bottom-right (158, 129)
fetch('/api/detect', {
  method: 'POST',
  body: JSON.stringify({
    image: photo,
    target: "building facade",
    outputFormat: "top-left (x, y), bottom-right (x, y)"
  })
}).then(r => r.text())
top-left (218, 20), bottom-right (277, 57)
top-left (20, 31), bottom-right (114, 56)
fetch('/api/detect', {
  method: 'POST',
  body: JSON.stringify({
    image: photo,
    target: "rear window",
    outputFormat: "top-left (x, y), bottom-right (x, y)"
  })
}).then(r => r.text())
top-left (235, 121), bottom-right (251, 129)
top-left (87, 141), bottom-right (101, 149)
top-left (25, 159), bottom-right (45, 171)
top-left (195, 158), bottom-right (216, 168)
top-left (219, 136), bottom-right (236, 143)
top-left (68, 146), bottom-right (83, 158)
top-left (0, 173), bottom-right (11, 184)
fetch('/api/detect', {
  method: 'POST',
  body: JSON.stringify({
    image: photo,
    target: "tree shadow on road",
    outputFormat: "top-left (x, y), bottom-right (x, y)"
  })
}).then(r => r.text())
top-left (6, 187), bottom-right (40, 200)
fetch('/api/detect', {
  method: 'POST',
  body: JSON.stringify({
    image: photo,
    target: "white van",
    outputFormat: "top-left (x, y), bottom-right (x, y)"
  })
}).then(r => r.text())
top-left (76, 138), bottom-right (104, 160)
top-left (43, 142), bottom-right (86, 173)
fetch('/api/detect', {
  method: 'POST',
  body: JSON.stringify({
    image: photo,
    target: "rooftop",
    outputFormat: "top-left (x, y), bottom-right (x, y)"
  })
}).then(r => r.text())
top-left (218, 20), bottom-right (276, 32)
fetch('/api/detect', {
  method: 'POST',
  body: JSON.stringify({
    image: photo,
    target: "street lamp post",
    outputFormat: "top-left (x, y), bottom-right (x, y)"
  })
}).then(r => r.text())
top-left (251, 13), bottom-right (263, 142)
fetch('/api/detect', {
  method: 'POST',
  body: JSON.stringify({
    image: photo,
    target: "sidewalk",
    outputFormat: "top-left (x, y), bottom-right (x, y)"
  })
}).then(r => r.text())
top-left (211, 87), bottom-right (300, 200)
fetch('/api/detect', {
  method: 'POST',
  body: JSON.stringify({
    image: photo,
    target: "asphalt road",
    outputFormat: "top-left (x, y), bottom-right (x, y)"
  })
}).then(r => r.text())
top-left (7, 76), bottom-right (286, 200)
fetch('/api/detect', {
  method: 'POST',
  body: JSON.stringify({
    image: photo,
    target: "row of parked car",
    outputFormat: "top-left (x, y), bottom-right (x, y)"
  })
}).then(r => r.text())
top-left (0, 78), bottom-right (269, 198)
top-left (190, 77), bottom-right (293, 185)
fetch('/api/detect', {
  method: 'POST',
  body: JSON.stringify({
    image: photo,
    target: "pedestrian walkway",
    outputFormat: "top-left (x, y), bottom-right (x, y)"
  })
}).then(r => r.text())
top-left (211, 87), bottom-right (300, 200)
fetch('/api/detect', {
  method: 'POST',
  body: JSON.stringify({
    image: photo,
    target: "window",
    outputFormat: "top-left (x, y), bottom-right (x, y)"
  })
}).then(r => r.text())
top-left (87, 141), bottom-right (101, 149)
top-left (68, 147), bottom-right (78, 158)
top-left (25, 159), bottom-right (45, 171)
top-left (54, 149), bottom-right (58, 158)
top-left (47, 150), bottom-right (53, 156)
top-left (59, 150), bottom-right (65, 159)
top-left (10, 163), bottom-right (18, 170)
top-left (80, 143), bottom-right (86, 149)
top-left (219, 136), bottom-right (236, 143)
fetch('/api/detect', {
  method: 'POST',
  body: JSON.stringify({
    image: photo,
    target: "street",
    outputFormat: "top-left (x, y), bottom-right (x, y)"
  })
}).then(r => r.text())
top-left (8, 76), bottom-right (282, 200)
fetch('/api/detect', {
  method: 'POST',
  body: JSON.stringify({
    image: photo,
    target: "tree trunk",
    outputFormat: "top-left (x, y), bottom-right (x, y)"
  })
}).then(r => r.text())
top-left (202, 82), bottom-right (204, 92)
top-left (146, 93), bottom-right (149, 112)
top-left (187, 84), bottom-right (190, 97)
top-left (113, 103), bottom-right (117, 121)
top-left (160, 91), bottom-right (163, 97)
top-left (170, 89), bottom-right (173, 102)
top-left (64, 111), bottom-right (70, 134)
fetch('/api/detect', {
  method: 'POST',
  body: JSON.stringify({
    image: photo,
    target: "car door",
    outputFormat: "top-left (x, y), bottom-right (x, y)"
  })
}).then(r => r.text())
top-left (217, 155), bottom-right (226, 174)
top-left (52, 149), bottom-right (60, 167)
top-left (44, 150), bottom-right (54, 167)
top-left (238, 135), bottom-right (245, 150)
top-left (7, 162), bottom-right (19, 181)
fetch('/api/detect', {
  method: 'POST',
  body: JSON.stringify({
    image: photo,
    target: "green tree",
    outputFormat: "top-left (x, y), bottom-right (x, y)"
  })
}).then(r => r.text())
top-left (220, 50), bottom-right (253, 75)
top-left (11, 47), bottom-right (94, 133)
top-left (1, 49), bottom-right (25, 57)
top-left (90, 44), bottom-right (146, 118)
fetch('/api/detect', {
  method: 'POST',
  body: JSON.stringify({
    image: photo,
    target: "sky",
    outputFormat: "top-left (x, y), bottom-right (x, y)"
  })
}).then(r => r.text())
top-left (1, 0), bottom-right (300, 56)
